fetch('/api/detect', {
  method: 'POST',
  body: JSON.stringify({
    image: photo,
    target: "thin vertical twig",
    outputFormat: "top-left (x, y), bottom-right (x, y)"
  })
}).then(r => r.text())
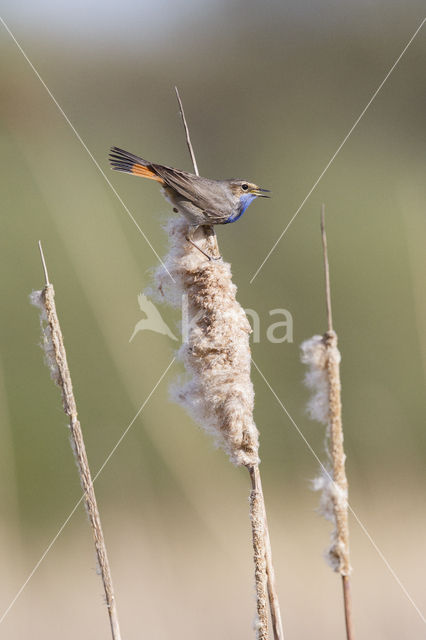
top-left (174, 85), bottom-right (219, 259)
top-left (342, 574), bottom-right (355, 640)
top-left (174, 88), bottom-right (283, 639)
top-left (248, 466), bottom-right (269, 640)
top-left (320, 210), bottom-right (355, 640)
top-left (320, 204), bottom-right (333, 333)
top-left (174, 86), bottom-right (199, 177)
top-left (38, 240), bottom-right (50, 285)
top-left (251, 466), bottom-right (284, 640)
top-left (32, 243), bottom-right (122, 640)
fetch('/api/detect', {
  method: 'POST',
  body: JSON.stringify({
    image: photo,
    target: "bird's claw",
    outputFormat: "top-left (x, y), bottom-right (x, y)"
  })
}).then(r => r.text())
top-left (185, 235), bottom-right (221, 262)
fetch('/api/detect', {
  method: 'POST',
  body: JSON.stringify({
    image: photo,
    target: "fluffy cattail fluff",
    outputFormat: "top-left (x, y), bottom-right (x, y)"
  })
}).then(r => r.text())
top-left (30, 290), bottom-right (61, 387)
top-left (301, 335), bottom-right (330, 426)
top-left (301, 332), bottom-right (351, 576)
top-left (153, 218), bottom-right (259, 467)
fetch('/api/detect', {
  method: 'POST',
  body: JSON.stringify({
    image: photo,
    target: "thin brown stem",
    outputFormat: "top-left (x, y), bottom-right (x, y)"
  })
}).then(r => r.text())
top-left (38, 240), bottom-right (50, 285)
top-left (250, 466), bottom-right (284, 640)
top-left (175, 86), bottom-right (220, 259)
top-left (321, 204), bottom-right (333, 333)
top-left (248, 465), bottom-right (269, 640)
top-left (342, 575), bottom-right (355, 640)
top-left (321, 211), bottom-right (355, 640)
top-left (174, 86), bottom-right (199, 177)
top-left (32, 254), bottom-right (121, 640)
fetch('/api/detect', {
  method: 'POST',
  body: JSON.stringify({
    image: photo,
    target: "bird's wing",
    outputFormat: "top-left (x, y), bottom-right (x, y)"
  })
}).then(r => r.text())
top-left (201, 208), bottom-right (230, 224)
top-left (152, 165), bottom-right (214, 209)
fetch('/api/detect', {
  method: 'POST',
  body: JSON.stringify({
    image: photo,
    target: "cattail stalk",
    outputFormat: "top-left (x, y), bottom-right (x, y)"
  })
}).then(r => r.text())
top-left (30, 242), bottom-right (121, 640)
top-left (249, 465), bottom-right (283, 640)
top-left (160, 88), bottom-right (283, 639)
top-left (248, 465), bottom-right (269, 640)
top-left (321, 208), bottom-right (354, 639)
top-left (301, 207), bottom-right (354, 640)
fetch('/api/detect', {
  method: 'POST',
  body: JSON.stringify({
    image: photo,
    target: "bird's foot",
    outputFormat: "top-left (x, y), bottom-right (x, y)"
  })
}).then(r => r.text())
top-left (185, 235), bottom-right (221, 261)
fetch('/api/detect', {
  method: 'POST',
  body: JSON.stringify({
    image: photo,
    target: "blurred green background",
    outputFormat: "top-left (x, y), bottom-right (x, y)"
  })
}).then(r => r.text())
top-left (1, 1), bottom-right (426, 638)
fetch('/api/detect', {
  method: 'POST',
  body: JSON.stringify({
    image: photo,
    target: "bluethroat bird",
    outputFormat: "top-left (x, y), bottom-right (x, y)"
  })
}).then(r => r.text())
top-left (109, 146), bottom-right (270, 260)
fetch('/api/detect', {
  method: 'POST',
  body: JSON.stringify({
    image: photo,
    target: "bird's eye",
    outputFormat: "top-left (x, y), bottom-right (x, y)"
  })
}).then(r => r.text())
top-left (242, 184), bottom-right (249, 191)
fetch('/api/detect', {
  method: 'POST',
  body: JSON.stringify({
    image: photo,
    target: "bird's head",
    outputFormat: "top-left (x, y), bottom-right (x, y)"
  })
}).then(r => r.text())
top-left (226, 179), bottom-right (270, 223)
top-left (230, 179), bottom-right (270, 200)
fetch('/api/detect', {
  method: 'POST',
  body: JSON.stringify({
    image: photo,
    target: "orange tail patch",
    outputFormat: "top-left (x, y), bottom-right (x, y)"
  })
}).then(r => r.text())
top-left (131, 164), bottom-right (164, 183)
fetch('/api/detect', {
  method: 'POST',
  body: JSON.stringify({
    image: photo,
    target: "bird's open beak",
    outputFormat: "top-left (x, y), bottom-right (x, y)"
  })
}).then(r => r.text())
top-left (252, 187), bottom-right (271, 198)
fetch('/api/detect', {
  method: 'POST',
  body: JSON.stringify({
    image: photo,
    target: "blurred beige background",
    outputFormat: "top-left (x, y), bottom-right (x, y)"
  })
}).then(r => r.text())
top-left (1, 1), bottom-right (426, 638)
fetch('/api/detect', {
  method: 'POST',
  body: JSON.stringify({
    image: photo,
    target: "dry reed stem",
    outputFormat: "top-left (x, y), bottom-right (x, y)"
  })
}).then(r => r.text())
top-left (342, 574), bottom-right (355, 640)
top-left (321, 208), bottom-right (354, 640)
top-left (254, 469), bottom-right (284, 640)
top-left (174, 86), bottom-right (220, 260)
top-left (175, 86), bottom-right (199, 177)
top-left (248, 465), bottom-right (269, 640)
top-left (300, 207), bottom-right (354, 639)
top-left (168, 88), bottom-right (284, 638)
top-left (31, 243), bottom-right (121, 640)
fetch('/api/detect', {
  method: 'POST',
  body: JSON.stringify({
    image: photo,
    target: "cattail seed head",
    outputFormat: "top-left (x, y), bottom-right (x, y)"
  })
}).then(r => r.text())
top-left (301, 332), bottom-right (351, 575)
top-left (154, 219), bottom-right (259, 467)
top-left (30, 288), bottom-right (61, 387)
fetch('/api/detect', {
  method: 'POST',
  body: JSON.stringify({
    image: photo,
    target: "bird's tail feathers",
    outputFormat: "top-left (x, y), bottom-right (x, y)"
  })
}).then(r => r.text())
top-left (109, 147), bottom-right (164, 182)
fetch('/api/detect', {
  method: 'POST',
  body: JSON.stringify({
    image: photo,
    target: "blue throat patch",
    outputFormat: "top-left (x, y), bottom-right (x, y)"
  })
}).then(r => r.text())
top-left (224, 193), bottom-right (257, 224)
